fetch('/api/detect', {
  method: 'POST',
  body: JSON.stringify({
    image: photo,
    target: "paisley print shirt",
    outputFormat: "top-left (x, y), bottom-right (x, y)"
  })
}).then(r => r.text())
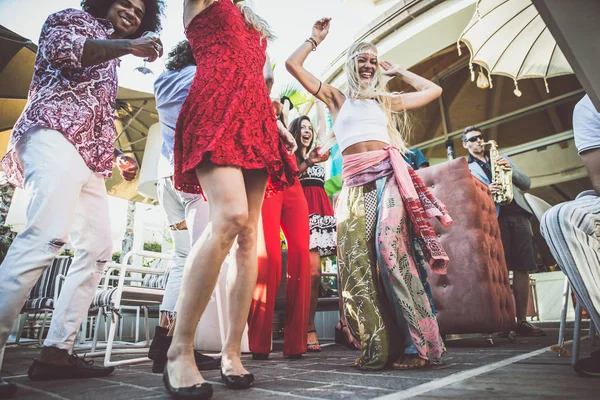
top-left (2, 9), bottom-right (119, 187)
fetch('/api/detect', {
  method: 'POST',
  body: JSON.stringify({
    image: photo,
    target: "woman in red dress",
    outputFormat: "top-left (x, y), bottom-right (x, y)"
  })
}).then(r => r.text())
top-left (164, 1), bottom-right (297, 398)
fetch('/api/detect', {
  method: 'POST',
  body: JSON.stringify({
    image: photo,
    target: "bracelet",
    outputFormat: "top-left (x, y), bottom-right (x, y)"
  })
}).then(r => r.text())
top-left (314, 81), bottom-right (322, 97)
top-left (305, 37), bottom-right (318, 51)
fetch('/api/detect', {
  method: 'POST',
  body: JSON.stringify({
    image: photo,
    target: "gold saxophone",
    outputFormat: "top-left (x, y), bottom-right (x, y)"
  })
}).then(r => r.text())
top-left (482, 140), bottom-right (514, 205)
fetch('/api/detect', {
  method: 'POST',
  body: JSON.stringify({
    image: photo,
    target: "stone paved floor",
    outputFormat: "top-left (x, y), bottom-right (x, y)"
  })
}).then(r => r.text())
top-left (2, 322), bottom-right (600, 399)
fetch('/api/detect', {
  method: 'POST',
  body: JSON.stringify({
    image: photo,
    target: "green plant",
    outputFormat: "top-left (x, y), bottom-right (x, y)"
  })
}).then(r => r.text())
top-left (143, 241), bottom-right (162, 253)
top-left (0, 225), bottom-right (15, 264)
top-left (112, 252), bottom-right (121, 262)
top-left (278, 83), bottom-right (311, 110)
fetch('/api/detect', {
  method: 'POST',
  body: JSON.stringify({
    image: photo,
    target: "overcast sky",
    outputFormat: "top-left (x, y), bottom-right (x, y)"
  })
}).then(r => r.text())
top-left (0, 0), bottom-right (377, 249)
top-left (0, 0), bottom-right (369, 95)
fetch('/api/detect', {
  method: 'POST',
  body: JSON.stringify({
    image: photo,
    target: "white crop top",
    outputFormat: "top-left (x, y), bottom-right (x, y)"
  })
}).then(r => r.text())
top-left (331, 98), bottom-right (390, 152)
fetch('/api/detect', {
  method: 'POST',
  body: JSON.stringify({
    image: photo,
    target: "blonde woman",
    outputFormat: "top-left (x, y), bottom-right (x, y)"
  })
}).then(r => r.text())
top-left (164, 1), bottom-right (297, 398)
top-left (286, 18), bottom-right (452, 371)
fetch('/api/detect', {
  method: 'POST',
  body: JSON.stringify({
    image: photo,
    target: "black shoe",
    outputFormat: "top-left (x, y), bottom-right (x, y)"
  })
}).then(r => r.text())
top-left (163, 368), bottom-right (213, 399)
top-left (284, 354), bottom-right (302, 360)
top-left (154, 352), bottom-right (221, 373)
top-left (220, 369), bottom-right (254, 390)
top-left (0, 377), bottom-right (17, 398)
top-left (194, 352), bottom-right (221, 371)
top-left (149, 326), bottom-right (172, 373)
top-left (149, 326), bottom-right (170, 360)
top-left (252, 353), bottom-right (269, 361)
top-left (515, 321), bottom-right (546, 337)
top-left (574, 357), bottom-right (600, 378)
top-left (150, 326), bottom-right (220, 373)
top-left (28, 354), bottom-right (114, 380)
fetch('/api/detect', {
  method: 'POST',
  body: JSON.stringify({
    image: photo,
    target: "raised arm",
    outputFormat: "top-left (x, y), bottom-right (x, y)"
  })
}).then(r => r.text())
top-left (286, 18), bottom-right (345, 115)
top-left (315, 99), bottom-right (327, 140)
top-left (183, 0), bottom-right (215, 28)
top-left (280, 98), bottom-right (291, 127)
top-left (40, 10), bottom-right (161, 70)
top-left (82, 38), bottom-right (161, 67)
top-left (380, 61), bottom-right (442, 112)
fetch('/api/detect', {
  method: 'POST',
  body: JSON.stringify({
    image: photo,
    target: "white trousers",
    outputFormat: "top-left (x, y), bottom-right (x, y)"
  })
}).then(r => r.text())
top-left (0, 127), bottom-right (112, 351)
top-left (156, 176), bottom-right (208, 312)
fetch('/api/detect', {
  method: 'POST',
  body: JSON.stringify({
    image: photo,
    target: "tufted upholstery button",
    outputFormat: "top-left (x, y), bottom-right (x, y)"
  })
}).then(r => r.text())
top-left (416, 158), bottom-right (516, 336)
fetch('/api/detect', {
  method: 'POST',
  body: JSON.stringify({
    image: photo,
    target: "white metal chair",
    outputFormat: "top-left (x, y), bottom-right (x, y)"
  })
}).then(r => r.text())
top-left (15, 256), bottom-right (73, 345)
top-left (83, 250), bottom-right (172, 367)
top-left (83, 250), bottom-right (227, 367)
top-left (525, 193), bottom-right (597, 364)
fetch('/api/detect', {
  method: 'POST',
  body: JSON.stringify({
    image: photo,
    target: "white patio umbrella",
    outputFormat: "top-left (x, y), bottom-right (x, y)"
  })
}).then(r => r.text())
top-left (457, 0), bottom-right (573, 96)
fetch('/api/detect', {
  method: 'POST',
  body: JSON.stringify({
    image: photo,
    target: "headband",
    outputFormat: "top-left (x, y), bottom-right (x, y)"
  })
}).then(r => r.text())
top-left (349, 49), bottom-right (378, 60)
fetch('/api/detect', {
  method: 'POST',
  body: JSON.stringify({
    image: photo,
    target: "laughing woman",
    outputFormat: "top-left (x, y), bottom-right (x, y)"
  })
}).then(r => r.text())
top-left (286, 18), bottom-right (452, 371)
top-left (288, 103), bottom-right (336, 352)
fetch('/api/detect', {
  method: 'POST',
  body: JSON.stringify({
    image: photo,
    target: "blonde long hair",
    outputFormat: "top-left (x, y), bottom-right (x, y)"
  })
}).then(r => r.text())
top-left (341, 41), bottom-right (411, 154)
top-left (233, 0), bottom-right (275, 40)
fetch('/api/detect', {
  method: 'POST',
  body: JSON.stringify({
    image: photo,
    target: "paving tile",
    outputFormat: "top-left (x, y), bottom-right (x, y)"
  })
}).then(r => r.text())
top-left (288, 370), bottom-right (427, 391)
top-left (93, 372), bottom-right (165, 389)
top-left (9, 375), bottom-right (113, 397)
top-left (294, 384), bottom-right (393, 400)
top-left (9, 383), bottom-right (68, 400)
top-left (3, 323), bottom-right (600, 400)
top-left (253, 377), bottom-right (328, 391)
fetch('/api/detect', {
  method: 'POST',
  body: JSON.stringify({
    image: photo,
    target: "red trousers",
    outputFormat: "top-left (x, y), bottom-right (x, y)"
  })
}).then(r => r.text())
top-left (248, 179), bottom-right (310, 356)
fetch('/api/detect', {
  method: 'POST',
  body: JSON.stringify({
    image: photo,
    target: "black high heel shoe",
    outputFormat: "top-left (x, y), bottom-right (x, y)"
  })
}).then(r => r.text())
top-left (220, 369), bottom-right (254, 390)
top-left (163, 368), bottom-right (213, 399)
top-left (252, 352), bottom-right (269, 361)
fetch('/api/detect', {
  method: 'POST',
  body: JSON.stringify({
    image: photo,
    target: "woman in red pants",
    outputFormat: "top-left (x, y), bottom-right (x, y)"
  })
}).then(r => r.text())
top-left (248, 101), bottom-right (327, 359)
top-left (287, 104), bottom-right (336, 352)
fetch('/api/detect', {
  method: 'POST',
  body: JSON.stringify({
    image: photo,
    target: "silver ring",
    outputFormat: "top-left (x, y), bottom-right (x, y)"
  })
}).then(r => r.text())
top-left (154, 43), bottom-right (162, 52)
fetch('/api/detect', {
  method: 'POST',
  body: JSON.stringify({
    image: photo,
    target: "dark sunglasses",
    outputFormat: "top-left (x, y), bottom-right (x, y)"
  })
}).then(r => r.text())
top-left (465, 134), bottom-right (484, 143)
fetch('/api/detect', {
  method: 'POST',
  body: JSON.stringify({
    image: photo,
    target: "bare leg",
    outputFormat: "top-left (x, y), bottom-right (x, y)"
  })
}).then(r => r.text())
top-left (336, 268), bottom-right (360, 349)
top-left (222, 169), bottom-right (268, 376)
top-left (307, 250), bottom-right (321, 349)
top-left (513, 270), bottom-right (530, 323)
top-left (166, 165), bottom-right (250, 388)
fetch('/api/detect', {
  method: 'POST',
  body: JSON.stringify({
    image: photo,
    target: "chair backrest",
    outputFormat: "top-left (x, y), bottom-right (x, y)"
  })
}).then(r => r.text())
top-left (24, 256), bottom-right (73, 310)
top-left (524, 193), bottom-right (552, 223)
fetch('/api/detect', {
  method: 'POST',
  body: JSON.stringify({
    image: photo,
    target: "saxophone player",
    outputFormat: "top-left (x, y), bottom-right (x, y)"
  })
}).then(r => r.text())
top-left (462, 126), bottom-right (545, 337)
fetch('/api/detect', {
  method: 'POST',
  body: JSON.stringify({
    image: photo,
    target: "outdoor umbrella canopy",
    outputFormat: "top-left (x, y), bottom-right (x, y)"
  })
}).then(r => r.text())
top-left (0, 25), bottom-right (158, 203)
top-left (107, 87), bottom-right (159, 204)
top-left (458, 0), bottom-right (573, 96)
top-left (0, 25), bottom-right (36, 156)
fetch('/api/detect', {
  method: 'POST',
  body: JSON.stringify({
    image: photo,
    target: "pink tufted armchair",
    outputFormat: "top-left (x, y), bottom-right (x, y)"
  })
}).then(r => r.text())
top-left (417, 158), bottom-right (516, 335)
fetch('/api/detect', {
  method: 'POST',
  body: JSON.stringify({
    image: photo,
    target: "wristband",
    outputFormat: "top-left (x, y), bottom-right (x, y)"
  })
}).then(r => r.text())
top-left (305, 37), bottom-right (318, 51)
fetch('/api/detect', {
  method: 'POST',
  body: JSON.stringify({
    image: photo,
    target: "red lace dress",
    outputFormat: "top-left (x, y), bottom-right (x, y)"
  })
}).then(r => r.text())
top-left (174, 0), bottom-right (296, 195)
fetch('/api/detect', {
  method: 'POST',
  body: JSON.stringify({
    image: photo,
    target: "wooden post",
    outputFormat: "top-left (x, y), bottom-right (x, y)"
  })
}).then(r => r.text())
top-left (532, 0), bottom-right (600, 111)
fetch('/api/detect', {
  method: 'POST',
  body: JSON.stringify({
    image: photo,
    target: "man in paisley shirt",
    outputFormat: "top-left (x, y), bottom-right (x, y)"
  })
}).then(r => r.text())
top-left (0, 0), bottom-right (165, 394)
